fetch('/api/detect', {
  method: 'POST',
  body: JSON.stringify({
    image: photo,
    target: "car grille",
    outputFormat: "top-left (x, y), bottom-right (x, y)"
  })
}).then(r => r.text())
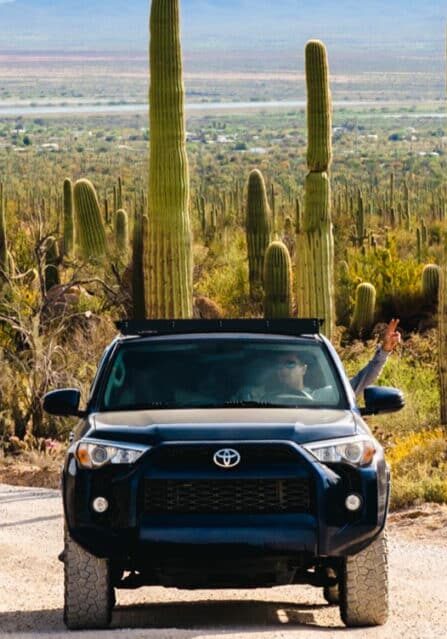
top-left (150, 444), bottom-right (301, 470)
top-left (143, 478), bottom-right (312, 514)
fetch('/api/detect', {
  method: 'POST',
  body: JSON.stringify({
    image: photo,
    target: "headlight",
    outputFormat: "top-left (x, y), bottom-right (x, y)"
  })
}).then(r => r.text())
top-left (76, 439), bottom-right (150, 469)
top-left (303, 436), bottom-right (377, 467)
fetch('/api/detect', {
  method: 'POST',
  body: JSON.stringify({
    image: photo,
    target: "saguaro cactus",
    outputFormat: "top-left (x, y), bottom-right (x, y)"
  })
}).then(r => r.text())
top-left (63, 178), bottom-right (74, 259)
top-left (389, 172), bottom-right (395, 211)
top-left (246, 169), bottom-right (272, 299)
top-left (132, 208), bottom-right (147, 320)
top-left (145, 0), bottom-right (193, 318)
top-left (354, 190), bottom-right (367, 247)
top-left (297, 40), bottom-right (335, 338)
top-left (403, 180), bottom-right (411, 230)
top-left (350, 282), bottom-right (376, 337)
top-left (73, 179), bottom-right (107, 260)
top-left (422, 263), bottom-right (440, 305)
top-left (336, 259), bottom-right (352, 326)
top-left (263, 240), bottom-right (292, 318)
top-left (115, 208), bottom-right (129, 259)
top-left (0, 182), bottom-right (8, 276)
top-left (44, 236), bottom-right (60, 291)
top-left (117, 176), bottom-right (123, 211)
top-left (439, 259), bottom-right (447, 424)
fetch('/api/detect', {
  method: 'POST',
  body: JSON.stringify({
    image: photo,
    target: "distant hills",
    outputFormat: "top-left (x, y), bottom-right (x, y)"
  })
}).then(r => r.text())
top-left (0, 1), bottom-right (444, 66)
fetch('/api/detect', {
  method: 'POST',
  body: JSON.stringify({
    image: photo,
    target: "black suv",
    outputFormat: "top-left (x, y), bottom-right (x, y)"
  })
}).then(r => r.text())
top-left (44, 319), bottom-right (404, 630)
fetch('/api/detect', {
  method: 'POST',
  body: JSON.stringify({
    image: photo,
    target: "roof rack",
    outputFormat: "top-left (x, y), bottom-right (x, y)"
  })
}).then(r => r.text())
top-left (115, 318), bottom-right (323, 337)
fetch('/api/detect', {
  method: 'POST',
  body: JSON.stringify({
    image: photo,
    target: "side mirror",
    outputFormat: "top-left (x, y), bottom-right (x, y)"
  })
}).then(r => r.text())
top-left (360, 386), bottom-right (405, 416)
top-left (43, 389), bottom-right (84, 417)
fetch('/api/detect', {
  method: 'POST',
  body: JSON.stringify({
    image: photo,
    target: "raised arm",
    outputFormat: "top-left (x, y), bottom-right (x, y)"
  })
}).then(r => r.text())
top-left (349, 318), bottom-right (401, 398)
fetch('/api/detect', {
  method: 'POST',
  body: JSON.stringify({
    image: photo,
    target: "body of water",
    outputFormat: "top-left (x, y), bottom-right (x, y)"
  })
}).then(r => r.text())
top-left (0, 100), bottom-right (444, 118)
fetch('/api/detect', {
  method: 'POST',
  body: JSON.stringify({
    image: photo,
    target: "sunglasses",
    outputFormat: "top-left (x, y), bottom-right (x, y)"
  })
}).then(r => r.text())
top-left (276, 360), bottom-right (305, 369)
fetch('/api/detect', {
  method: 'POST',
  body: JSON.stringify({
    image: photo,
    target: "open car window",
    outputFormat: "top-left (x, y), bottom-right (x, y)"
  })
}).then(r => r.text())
top-left (100, 338), bottom-right (348, 411)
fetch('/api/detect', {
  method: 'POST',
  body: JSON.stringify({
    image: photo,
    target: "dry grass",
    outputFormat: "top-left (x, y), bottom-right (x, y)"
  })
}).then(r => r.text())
top-left (0, 447), bottom-right (64, 489)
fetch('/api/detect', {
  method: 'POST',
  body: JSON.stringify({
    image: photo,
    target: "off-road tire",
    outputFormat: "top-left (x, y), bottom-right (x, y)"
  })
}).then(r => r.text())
top-left (64, 530), bottom-right (113, 630)
top-left (340, 530), bottom-right (388, 627)
top-left (323, 584), bottom-right (340, 605)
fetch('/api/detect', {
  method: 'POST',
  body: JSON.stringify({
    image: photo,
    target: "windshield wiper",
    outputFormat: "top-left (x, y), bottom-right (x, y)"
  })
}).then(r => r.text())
top-left (104, 402), bottom-right (176, 411)
top-left (103, 400), bottom-right (303, 411)
top-left (221, 400), bottom-right (284, 408)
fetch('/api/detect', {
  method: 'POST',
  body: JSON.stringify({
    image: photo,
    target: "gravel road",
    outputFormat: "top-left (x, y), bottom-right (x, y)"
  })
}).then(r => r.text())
top-left (1, 483), bottom-right (446, 639)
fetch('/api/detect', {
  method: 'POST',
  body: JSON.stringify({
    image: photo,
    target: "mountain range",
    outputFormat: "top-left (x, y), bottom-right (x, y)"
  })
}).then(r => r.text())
top-left (0, 0), bottom-right (444, 55)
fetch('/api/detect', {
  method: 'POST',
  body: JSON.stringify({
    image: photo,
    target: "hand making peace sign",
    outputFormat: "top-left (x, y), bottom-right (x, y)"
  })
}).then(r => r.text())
top-left (381, 318), bottom-right (401, 353)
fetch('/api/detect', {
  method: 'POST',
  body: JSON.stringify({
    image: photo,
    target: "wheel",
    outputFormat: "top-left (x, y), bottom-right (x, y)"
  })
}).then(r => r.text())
top-left (339, 530), bottom-right (388, 627)
top-left (323, 584), bottom-right (340, 605)
top-left (64, 530), bottom-right (114, 630)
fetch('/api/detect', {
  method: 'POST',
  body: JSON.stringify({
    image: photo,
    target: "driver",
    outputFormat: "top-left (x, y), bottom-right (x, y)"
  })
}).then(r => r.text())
top-left (236, 354), bottom-right (314, 402)
top-left (271, 354), bottom-right (313, 399)
top-left (238, 318), bottom-right (402, 403)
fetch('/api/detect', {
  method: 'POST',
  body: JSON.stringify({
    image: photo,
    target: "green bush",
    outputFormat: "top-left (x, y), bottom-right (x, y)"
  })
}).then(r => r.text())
top-left (336, 241), bottom-right (428, 330)
top-left (194, 230), bottom-right (251, 317)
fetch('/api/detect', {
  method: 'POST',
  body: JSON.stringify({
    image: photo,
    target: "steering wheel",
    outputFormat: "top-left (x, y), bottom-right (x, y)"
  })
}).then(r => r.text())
top-left (114, 359), bottom-right (126, 387)
top-left (266, 389), bottom-right (315, 402)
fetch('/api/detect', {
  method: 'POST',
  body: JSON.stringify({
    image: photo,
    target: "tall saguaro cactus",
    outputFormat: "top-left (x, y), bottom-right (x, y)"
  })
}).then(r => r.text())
top-left (145, 0), bottom-right (193, 318)
top-left (297, 40), bottom-right (335, 338)
top-left (246, 169), bottom-right (272, 299)
top-left (439, 23), bottom-right (447, 419)
top-left (439, 247), bottom-right (447, 424)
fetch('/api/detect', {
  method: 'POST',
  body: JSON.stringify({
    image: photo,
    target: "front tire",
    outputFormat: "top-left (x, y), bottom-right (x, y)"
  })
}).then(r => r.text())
top-left (64, 530), bottom-right (113, 630)
top-left (340, 530), bottom-right (389, 627)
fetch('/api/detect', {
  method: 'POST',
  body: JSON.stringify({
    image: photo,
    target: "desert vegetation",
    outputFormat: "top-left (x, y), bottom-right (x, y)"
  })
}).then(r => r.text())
top-left (0, 0), bottom-right (446, 508)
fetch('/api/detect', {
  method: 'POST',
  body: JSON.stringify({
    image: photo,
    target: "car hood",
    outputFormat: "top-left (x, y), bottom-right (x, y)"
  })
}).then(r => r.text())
top-left (91, 408), bottom-right (357, 445)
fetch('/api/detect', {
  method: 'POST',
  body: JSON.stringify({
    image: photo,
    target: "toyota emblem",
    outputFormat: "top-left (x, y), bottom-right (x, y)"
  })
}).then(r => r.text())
top-left (213, 448), bottom-right (241, 469)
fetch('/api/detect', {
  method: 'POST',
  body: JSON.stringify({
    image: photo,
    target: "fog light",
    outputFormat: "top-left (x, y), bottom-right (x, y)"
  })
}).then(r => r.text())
top-left (345, 493), bottom-right (362, 512)
top-left (92, 496), bottom-right (109, 513)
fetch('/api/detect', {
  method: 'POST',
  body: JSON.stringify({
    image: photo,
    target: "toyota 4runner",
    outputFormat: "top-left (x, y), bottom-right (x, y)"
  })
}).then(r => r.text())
top-left (43, 319), bottom-right (405, 630)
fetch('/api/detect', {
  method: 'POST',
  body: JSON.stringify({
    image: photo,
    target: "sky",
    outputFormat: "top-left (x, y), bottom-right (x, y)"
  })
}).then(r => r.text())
top-left (0, 1), bottom-right (444, 59)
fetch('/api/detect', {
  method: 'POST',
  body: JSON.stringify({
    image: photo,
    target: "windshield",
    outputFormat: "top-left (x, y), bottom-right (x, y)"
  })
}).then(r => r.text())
top-left (100, 337), bottom-right (347, 411)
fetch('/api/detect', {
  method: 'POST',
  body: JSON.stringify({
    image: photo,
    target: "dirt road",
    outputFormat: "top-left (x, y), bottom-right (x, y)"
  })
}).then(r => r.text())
top-left (1, 483), bottom-right (446, 639)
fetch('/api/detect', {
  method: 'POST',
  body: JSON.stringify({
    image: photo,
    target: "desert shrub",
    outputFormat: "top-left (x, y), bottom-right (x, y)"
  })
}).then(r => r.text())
top-left (336, 240), bottom-right (428, 330)
top-left (387, 430), bottom-right (447, 508)
top-left (0, 264), bottom-right (118, 448)
top-left (0, 314), bottom-right (116, 446)
top-left (194, 229), bottom-right (251, 317)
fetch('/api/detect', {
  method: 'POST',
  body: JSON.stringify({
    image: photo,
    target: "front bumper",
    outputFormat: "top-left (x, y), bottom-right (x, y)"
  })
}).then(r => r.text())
top-left (64, 440), bottom-right (389, 562)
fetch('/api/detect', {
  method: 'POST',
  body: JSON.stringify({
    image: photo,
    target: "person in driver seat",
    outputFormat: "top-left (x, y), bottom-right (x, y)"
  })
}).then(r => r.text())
top-left (273, 354), bottom-right (312, 396)
top-left (240, 318), bottom-right (402, 403)
top-left (242, 353), bottom-right (314, 402)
